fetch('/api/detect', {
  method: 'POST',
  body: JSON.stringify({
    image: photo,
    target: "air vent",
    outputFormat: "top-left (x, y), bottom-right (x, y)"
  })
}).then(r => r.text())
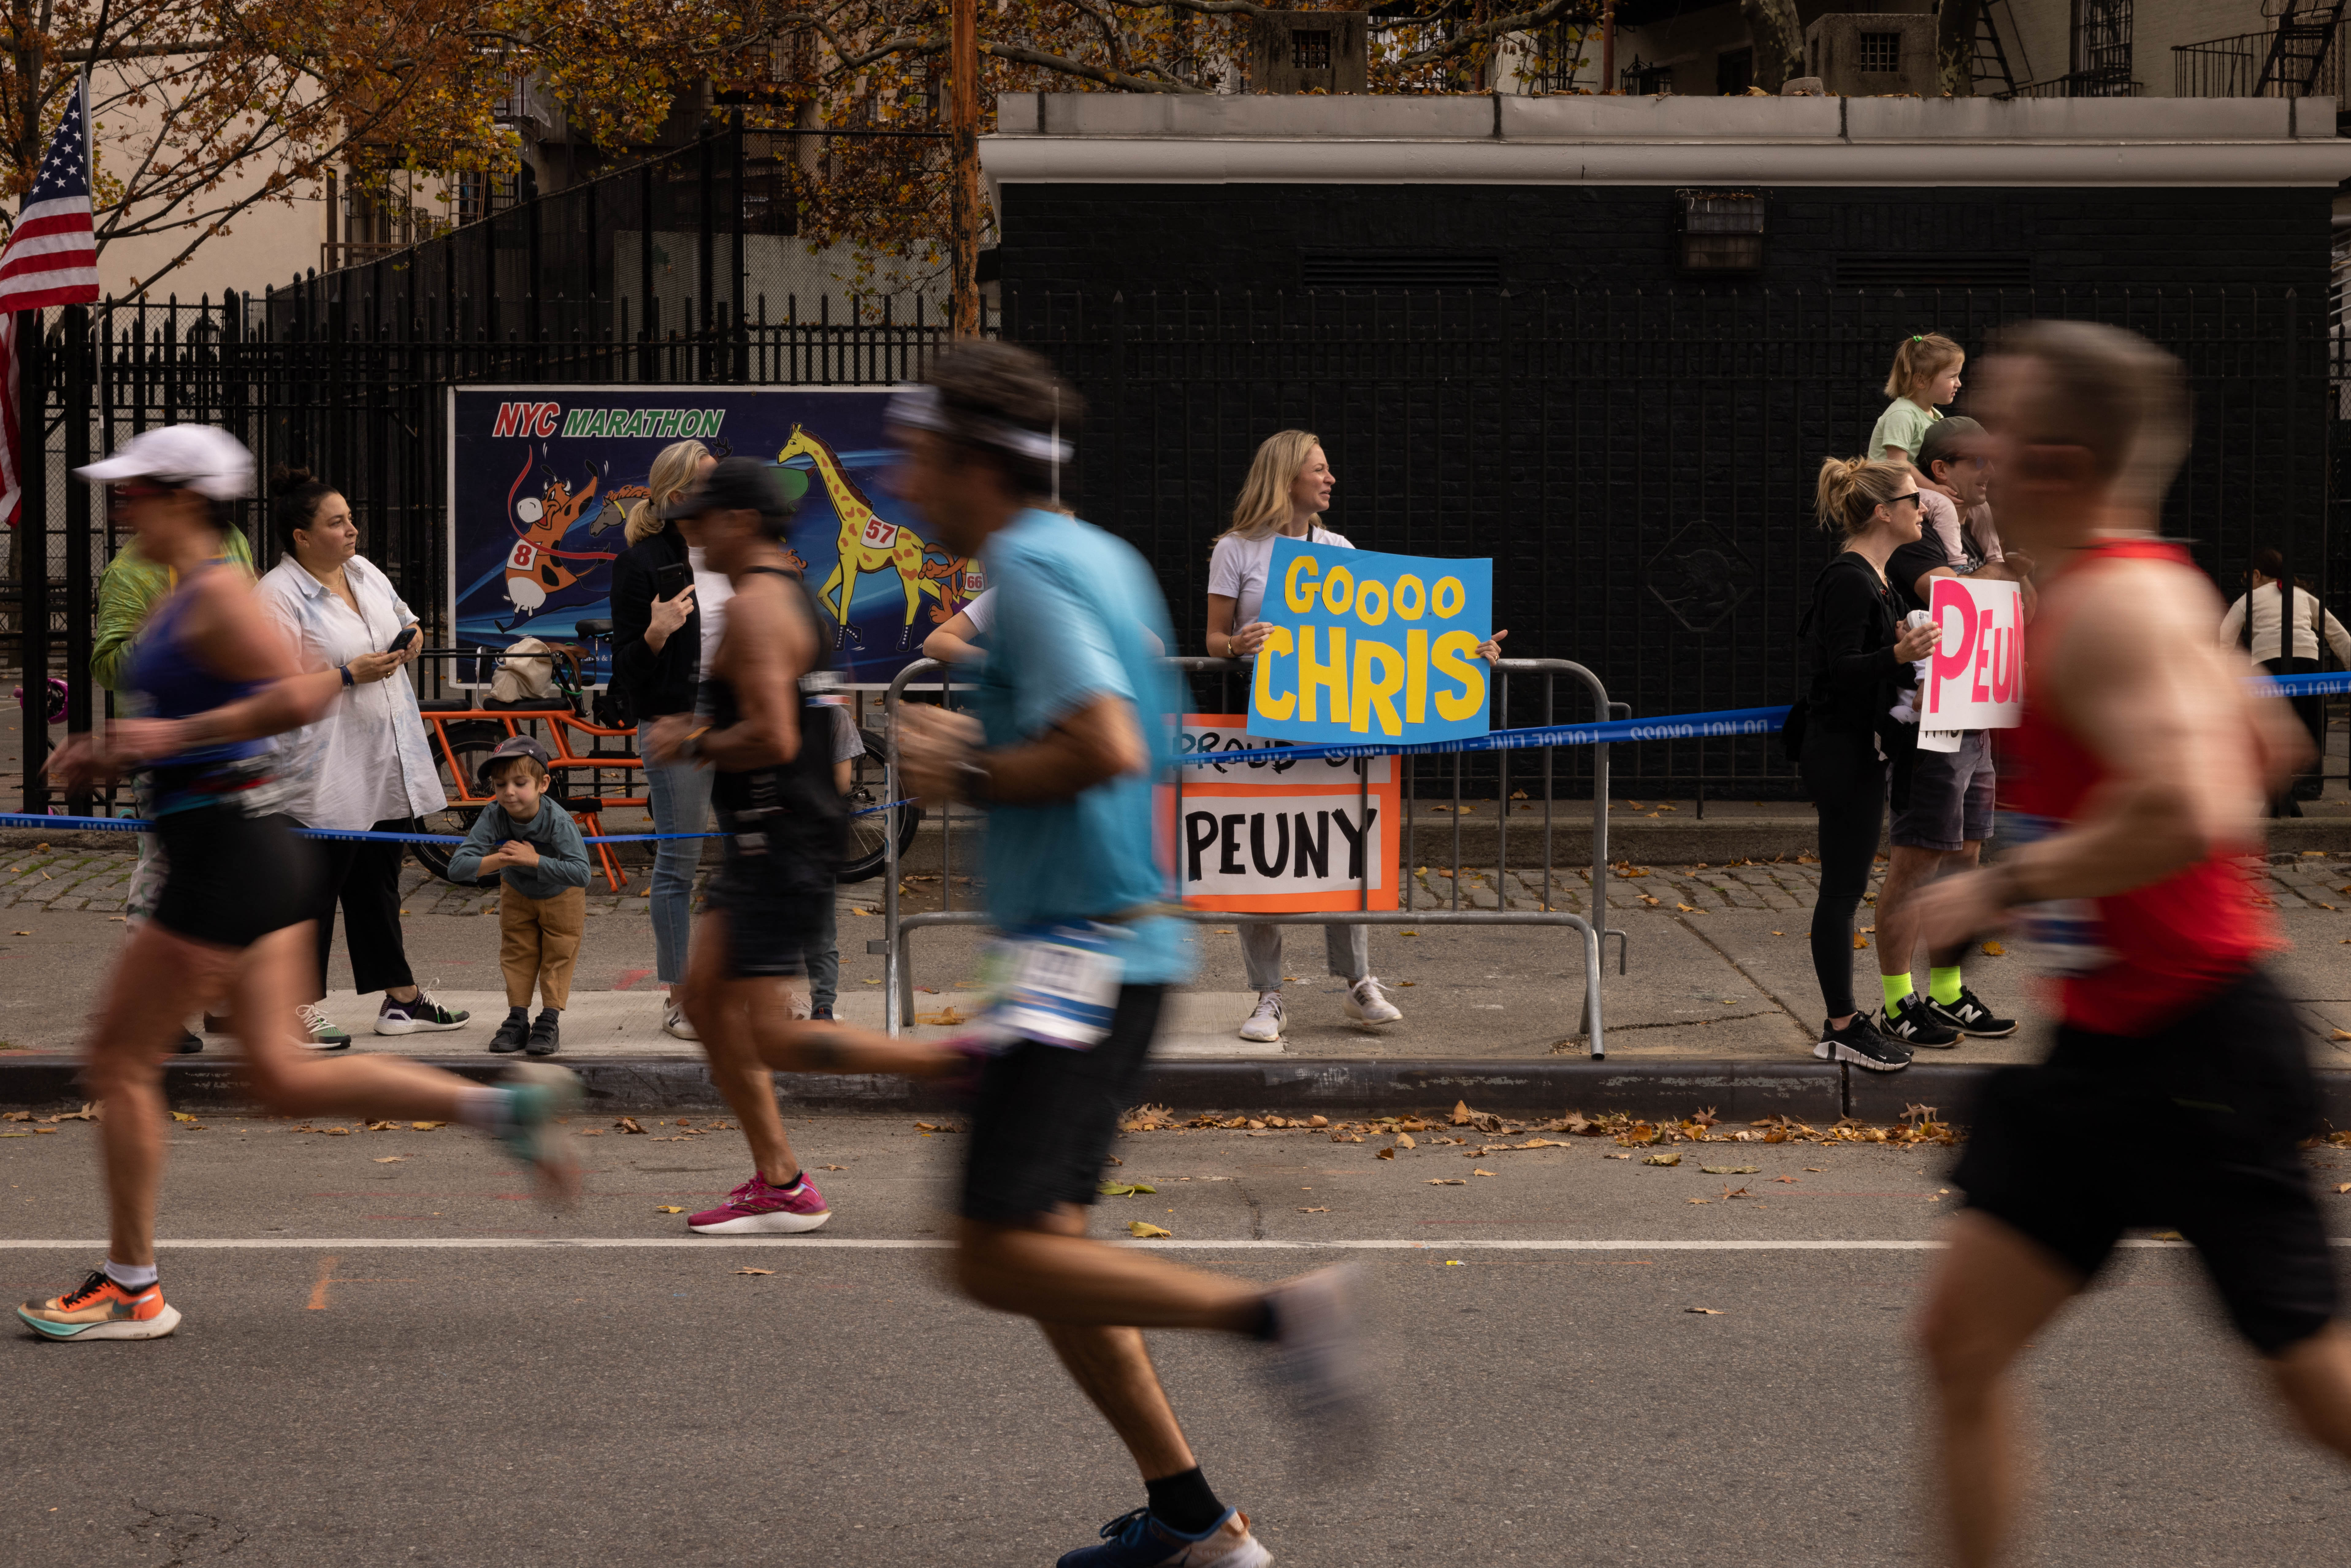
top-left (1299, 251), bottom-right (1503, 290)
top-left (1834, 255), bottom-right (2033, 287)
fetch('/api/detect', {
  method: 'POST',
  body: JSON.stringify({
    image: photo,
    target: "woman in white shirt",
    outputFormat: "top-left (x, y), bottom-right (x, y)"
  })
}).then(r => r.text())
top-left (2218, 546), bottom-right (2350, 817)
top-left (1205, 431), bottom-right (1405, 1042)
top-left (258, 471), bottom-right (465, 1046)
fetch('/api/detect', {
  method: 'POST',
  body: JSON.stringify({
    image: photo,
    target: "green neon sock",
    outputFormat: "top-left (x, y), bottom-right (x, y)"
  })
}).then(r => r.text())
top-left (1930, 966), bottom-right (1964, 1006)
top-left (1880, 972), bottom-right (1913, 1013)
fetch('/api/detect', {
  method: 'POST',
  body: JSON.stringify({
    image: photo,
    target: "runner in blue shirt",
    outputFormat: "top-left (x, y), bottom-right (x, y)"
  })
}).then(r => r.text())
top-left (889, 344), bottom-right (1369, 1568)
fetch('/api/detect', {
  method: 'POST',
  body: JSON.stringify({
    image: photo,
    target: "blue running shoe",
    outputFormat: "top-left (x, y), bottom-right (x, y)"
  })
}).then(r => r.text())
top-left (1056, 1506), bottom-right (1271, 1568)
top-left (495, 1061), bottom-right (583, 1202)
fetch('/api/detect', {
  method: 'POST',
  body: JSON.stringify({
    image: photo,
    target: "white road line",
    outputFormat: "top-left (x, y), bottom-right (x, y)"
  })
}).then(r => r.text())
top-left (0, 1237), bottom-right (2235, 1252)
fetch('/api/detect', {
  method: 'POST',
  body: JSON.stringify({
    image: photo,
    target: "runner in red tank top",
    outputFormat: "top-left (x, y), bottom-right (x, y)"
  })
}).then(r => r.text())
top-left (1907, 323), bottom-right (2351, 1568)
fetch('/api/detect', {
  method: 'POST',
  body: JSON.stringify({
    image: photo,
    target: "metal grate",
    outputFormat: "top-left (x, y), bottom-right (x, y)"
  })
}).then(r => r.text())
top-left (1299, 250), bottom-right (1503, 289)
top-left (1292, 28), bottom-right (1332, 70)
top-left (1858, 32), bottom-right (1901, 73)
top-left (1833, 255), bottom-right (2034, 286)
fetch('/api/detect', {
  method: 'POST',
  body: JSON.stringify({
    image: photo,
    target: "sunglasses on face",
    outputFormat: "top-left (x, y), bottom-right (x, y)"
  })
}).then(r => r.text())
top-left (1889, 493), bottom-right (1921, 508)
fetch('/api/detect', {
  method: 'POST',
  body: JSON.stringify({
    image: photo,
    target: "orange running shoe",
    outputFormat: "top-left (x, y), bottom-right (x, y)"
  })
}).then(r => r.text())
top-left (18, 1268), bottom-right (181, 1341)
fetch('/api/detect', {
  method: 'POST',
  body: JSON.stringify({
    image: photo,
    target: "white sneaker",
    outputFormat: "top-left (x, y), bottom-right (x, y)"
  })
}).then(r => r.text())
top-left (1345, 977), bottom-right (1402, 1025)
top-left (661, 996), bottom-right (699, 1042)
top-left (1238, 991), bottom-right (1284, 1043)
top-left (297, 1003), bottom-right (352, 1051)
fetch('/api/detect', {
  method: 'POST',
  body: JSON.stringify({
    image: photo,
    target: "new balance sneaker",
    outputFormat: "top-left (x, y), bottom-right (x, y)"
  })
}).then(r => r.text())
top-left (18, 1268), bottom-right (182, 1341)
top-left (1344, 977), bottom-right (1402, 1026)
top-left (1814, 1015), bottom-right (1911, 1073)
top-left (661, 996), bottom-right (699, 1042)
top-left (487, 1012), bottom-right (530, 1054)
top-left (1237, 992), bottom-right (1285, 1044)
top-left (526, 1009), bottom-right (561, 1057)
top-left (688, 1172), bottom-right (831, 1234)
top-left (297, 1003), bottom-right (351, 1051)
top-left (376, 992), bottom-right (470, 1035)
top-left (1929, 986), bottom-right (2018, 1039)
top-left (493, 1062), bottom-right (583, 1202)
top-left (1879, 993), bottom-right (1961, 1049)
top-left (1264, 1264), bottom-right (1374, 1477)
top-left (1056, 1506), bottom-right (1271, 1568)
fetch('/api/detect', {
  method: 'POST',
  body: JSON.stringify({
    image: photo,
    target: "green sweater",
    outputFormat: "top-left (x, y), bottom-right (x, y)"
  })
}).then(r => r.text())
top-left (91, 530), bottom-right (259, 692)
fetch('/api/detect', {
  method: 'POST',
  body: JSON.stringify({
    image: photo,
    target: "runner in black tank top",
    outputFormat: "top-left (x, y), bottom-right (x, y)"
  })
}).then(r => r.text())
top-left (647, 459), bottom-right (965, 1237)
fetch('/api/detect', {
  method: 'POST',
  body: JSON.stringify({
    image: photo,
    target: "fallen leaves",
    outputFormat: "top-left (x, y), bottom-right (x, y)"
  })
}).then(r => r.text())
top-left (914, 1121), bottom-right (961, 1134)
top-left (169, 1111), bottom-right (202, 1125)
top-left (616, 1118), bottom-right (648, 1135)
top-left (372, 1156), bottom-right (408, 1164)
top-left (915, 1007), bottom-right (967, 1027)
top-left (1473, 1168), bottom-right (1497, 1177)
top-left (655, 1205), bottom-right (685, 1214)
top-left (1685, 1307), bottom-right (1724, 1315)
top-left (1981, 940), bottom-right (2006, 957)
top-left (1642, 1152), bottom-right (1682, 1167)
top-left (819, 1163), bottom-right (846, 1171)
top-left (412, 1121), bottom-right (446, 1131)
top-left (1375, 1146), bottom-right (1397, 1161)
top-left (735, 1267), bottom-right (775, 1276)
top-left (1425, 1177), bottom-right (1467, 1186)
top-left (1700, 1166), bottom-right (1760, 1175)
top-left (1298, 1205), bottom-right (1329, 1213)
top-left (1127, 1220), bottom-right (1171, 1239)
top-left (1097, 1181), bottom-right (1158, 1198)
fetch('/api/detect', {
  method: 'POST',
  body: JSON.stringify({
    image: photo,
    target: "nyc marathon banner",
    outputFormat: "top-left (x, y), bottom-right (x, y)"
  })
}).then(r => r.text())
top-left (446, 387), bottom-right (986, 688)
top-left (1923, 577), bottom-right (2024, 733)
top-left (1247, 538), bottom-right (1494, 748)
top-left (1160, 716), bottom-right (1399, 914)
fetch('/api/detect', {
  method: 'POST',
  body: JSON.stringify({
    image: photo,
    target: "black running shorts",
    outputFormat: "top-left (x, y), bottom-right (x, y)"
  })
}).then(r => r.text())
top-left (152, 807), bottom-right (319, 950)
top-left (1954, 966), bottom-right (2340, 1356)
top-left (961, 984), bottom-right (1166, 1226)
top-left (702, 839), bottom-right (826, 979)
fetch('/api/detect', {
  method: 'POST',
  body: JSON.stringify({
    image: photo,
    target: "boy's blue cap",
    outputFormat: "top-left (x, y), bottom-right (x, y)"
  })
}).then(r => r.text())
top-left (480, 734), bottom-right (552, 791)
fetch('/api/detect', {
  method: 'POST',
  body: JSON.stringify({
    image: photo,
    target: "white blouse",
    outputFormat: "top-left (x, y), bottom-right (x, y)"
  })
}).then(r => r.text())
top-left (258, 554), bottom-right (449, 829)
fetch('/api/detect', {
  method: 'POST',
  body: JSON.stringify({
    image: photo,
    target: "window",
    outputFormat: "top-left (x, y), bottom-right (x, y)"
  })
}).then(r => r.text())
top-left (1293, 29), bottom-right (1332, 70)
top-left (1858, 32), bottom-right (1902, 73)
top-left (1678, 192), bottom-right (1765, 273)
top-left (1716, 47), bottom-right (1753, 96)
top-left (1622, 57), bottom-right (1674, 94)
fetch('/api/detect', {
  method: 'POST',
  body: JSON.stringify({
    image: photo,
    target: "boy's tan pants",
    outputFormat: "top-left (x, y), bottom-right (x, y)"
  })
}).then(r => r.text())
top-left (499, 885), bottom-right (587, 1009)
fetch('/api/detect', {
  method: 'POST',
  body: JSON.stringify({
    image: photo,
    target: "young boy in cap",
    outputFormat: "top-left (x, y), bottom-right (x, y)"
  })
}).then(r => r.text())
top-left (447, 735), bottom-right (592, 1055)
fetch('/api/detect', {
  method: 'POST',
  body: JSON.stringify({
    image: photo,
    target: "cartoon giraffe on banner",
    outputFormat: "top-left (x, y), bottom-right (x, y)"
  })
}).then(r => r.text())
top-left (781, 425), bottom-right (971, 650)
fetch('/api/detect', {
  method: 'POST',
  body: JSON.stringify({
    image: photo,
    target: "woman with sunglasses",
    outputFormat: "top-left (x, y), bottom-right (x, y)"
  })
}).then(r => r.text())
top-left (1791, 455), bottom-right (1940, 1075)
top-left (18, 426), bottom-right (579, 1343)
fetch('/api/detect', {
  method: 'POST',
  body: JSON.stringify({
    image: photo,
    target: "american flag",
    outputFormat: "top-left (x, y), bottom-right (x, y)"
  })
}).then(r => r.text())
top-left (0, 77), bottom-right (100, 528)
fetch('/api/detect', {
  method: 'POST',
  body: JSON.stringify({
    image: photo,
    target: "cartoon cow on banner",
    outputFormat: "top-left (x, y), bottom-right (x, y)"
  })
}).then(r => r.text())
top-left (501, 452), bottom-right (617, 626)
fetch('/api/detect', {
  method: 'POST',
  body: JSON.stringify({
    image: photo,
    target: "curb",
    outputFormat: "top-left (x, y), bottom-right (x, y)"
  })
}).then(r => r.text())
top-left (10, 1054), bottom-right (2350, 1126)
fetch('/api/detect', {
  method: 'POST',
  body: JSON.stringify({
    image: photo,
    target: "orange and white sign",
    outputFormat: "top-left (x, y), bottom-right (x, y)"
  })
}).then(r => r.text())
top-left (1925, 577), bottom-right (2024, 732)
top-left (1160, 714), bottom-right (1398, 914)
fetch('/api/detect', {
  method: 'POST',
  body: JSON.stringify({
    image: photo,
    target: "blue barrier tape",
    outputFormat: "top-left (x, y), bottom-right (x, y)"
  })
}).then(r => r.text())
top-left (0, 797), bottom-right (917, 843)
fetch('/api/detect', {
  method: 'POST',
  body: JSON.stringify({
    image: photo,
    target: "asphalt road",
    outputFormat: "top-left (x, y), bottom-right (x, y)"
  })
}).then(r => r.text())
top-left (7, 1113), bottom-right (2351, 1565)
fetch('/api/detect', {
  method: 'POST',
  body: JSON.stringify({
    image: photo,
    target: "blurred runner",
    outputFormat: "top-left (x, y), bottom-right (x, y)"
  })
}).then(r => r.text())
top-left (19, 427), bottom-right (579, 1342)
top-left (1912, 324), bottom-right (2351, 1565)
top-left (890, 344), bottom-right (1369, 1568)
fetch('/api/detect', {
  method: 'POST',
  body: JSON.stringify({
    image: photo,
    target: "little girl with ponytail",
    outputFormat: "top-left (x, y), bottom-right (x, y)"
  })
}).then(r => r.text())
top-left (1869, 333), bottom-right (1965, 474)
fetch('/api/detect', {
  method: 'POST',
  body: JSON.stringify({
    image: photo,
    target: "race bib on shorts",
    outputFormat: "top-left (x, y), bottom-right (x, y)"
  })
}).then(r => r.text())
top-left (1996, 811), bottom-right (2114, 977)
top-left (975, 923), bottom-right (1126, 1051)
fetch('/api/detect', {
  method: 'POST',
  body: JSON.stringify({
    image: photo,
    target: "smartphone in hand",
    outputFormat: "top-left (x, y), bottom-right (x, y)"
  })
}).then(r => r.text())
top-left (655, 561), bottom-right (692, 602)
top-left (387, 625), bottom-right (419, 655)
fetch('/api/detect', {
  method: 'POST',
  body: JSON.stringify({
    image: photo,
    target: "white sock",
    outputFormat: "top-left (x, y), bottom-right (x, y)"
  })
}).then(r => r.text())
top-left (104, 1259), bottom-right (159, 1290)
top-left (454, 1086), bottom-right (509, 1132)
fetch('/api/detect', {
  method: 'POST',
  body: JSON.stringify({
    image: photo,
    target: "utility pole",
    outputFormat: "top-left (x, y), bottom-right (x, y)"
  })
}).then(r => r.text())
top-left (950, 0), bottom-right (980, 338)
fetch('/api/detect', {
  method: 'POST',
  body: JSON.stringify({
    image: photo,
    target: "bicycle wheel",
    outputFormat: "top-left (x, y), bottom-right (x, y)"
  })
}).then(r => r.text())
top-left (839, 726), bottom-right (922, 884)
top-left (415, 721), bottom-right (502, 888)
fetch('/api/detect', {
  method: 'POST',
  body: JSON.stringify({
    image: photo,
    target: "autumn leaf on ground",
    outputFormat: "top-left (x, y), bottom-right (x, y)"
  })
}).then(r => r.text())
top-left (1394, 1132), bottom-right (1417, 1150)
top-left (1981, 941), bottom-right (2006, 957)
top-left (616, 1118), bottom-right (648, 1135)
top-left (1098, 1182), bottom-right (1158, 1198)
top-left (1774, 1176), bottom-right (1800, 1183)
top-left (1852, 933), bottom-right (1870, 949)
top-left (1688, 1197), bottom-right (1709, 1204)
top-left (2333, 1031), bottom-right (2351, 1043)
top-left (819, 1164), bottom-right (845, 1171)
top-left (1375, 1146), bottom-right (1397, 1161)
top-left (655, 1205), bottom-right (685, 1214)
top-left (1700, 1165), bottom-right (1760, 1175)
top-left (735, 1267), bottom-right (775, 1276)
top-left (1604, 1151), bottom-right (1631, 1160)
top-left (1685, 1307), bottom-right (1724, 1315)
top-left (1426, 1178), bottom-right (1467, 1186)
top-left (1642, 1152), bottom-right (1682, 1167)
top-left (411, 1121), bottom-right (446, 1131)
top-left (1722, 1186), bottom-right (1751, 1200)
top-left (2337, 1184), bottom-right (2351, 1195)
top-left (915, 1007), bottom-right (966, 1027)
top-left (372, 1156), bottom-right (408, 1164)
top-left (1473, 1168), bottom-right (1498, 1177)
top-left (1128, 1221), bottom-right (1172, 1238)
top-left (1298, 1206), bottom-right (1329, 1213)
top-left (169, 1111), bottom-right (201, 1124)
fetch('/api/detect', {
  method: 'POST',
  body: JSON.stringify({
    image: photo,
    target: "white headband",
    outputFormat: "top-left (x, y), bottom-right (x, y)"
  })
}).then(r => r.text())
top-left (885, 384), bottom-right (1073, 465)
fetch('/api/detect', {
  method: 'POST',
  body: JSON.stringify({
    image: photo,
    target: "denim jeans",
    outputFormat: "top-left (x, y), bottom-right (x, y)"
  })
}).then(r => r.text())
top-left (807, 892), bottom-right (840, 1014)
top-left (639, 720), bottom-right (715, 985)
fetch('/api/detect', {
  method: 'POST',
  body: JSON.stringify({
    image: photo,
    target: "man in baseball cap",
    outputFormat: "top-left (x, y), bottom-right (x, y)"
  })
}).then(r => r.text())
top-left (75, 424), bottom-right (255, 499)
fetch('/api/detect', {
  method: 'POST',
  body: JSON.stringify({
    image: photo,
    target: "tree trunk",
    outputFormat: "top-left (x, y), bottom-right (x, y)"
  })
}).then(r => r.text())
top-left (1937, 0), bottom-right (1985, 98)
top-left (1740, 0), bottom-right (1803, 92)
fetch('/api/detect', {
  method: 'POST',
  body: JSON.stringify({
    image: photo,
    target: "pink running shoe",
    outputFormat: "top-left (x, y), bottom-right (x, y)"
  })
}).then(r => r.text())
top-left (687, 1172), bottom-right (832, 1235)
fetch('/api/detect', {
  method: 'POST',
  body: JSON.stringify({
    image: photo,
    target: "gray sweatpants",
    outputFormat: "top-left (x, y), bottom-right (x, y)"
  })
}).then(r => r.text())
top-left (1239, 921), bottom-right (1370, 993)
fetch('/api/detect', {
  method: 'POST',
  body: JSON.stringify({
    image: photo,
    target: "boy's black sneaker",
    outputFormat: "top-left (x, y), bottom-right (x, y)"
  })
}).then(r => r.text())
top-left (526, 1010), bottom-right (561, 1057)
top-left (1814, 1014), bottom-right (1912, 1073)
top-left (1879, 993), bottom-right (1961, 1049)
top-left (488, 1012), bottom-right (530, 1054)
top-left (1927, 987), bottom-right (2017, 1038)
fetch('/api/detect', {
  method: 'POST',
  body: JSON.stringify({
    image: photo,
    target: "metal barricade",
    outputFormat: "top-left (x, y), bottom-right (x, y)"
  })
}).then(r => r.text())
top-left (878, 655), bottom-right (1631, 1058)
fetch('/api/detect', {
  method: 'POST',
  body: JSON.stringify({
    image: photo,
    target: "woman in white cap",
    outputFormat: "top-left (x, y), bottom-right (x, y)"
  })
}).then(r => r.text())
top-left (17, 426), bottom-right (580, 1344)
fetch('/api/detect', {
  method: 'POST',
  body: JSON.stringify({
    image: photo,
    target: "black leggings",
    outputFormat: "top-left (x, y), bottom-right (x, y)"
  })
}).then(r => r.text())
top-left (1799, 725), bottom-right (1888, 1020)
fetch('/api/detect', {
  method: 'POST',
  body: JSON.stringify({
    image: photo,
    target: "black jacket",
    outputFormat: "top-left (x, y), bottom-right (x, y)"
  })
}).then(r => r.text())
top-left (610, 526), bottom-right (701, 722)
top-left (1794, 551), bottom-right (1917, 803)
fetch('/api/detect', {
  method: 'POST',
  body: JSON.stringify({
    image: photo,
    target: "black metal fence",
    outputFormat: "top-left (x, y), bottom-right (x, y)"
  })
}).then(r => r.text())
top-left (2, 125), bottom-right (2342, 809)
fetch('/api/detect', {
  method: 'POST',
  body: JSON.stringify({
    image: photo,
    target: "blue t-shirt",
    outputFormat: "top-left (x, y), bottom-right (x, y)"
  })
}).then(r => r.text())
top-left (977, 508), bottom-right (1188, 987)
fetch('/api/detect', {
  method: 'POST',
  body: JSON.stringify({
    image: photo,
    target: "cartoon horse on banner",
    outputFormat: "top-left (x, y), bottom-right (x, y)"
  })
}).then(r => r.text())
top-left (502, 454), bottom-right (617, 626)
top-left (780, 425), bottom-right (974, 650)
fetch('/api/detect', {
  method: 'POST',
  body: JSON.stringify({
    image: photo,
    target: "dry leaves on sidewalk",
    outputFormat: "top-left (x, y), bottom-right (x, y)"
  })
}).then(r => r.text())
top-left (1128, 1221), bottom-right (1171, 1238)
top-left (616, 1118), bottom-right (648, 1135)
top-left (655, 1205), bottom-right (685, 1214)
top-left (1425, 1178), bottom-right (1466, 1186)
top-left (735, 1267), bottom-right (774, 1276)
top-left (1298, 1206), bottom-right (1329, 1213)
top-left (1098, 1182), bottom-right (1158, 1198)
top-left (1700, 1165), bottom-right (1760, 1176)
top-left (1642, 1152), bottom-right (1682, 1167)
top-left (1686, 1307), bottom-right (1724, 1315)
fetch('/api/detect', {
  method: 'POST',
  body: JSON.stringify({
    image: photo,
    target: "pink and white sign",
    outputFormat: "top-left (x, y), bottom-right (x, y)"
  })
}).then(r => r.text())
top-left (1925, 577), bottom-right (2024, 730)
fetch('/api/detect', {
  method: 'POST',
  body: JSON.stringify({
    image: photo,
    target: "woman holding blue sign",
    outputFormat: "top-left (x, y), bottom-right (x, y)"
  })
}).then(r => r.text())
top-left (1206, 431), bottom-right (1400, 1042)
